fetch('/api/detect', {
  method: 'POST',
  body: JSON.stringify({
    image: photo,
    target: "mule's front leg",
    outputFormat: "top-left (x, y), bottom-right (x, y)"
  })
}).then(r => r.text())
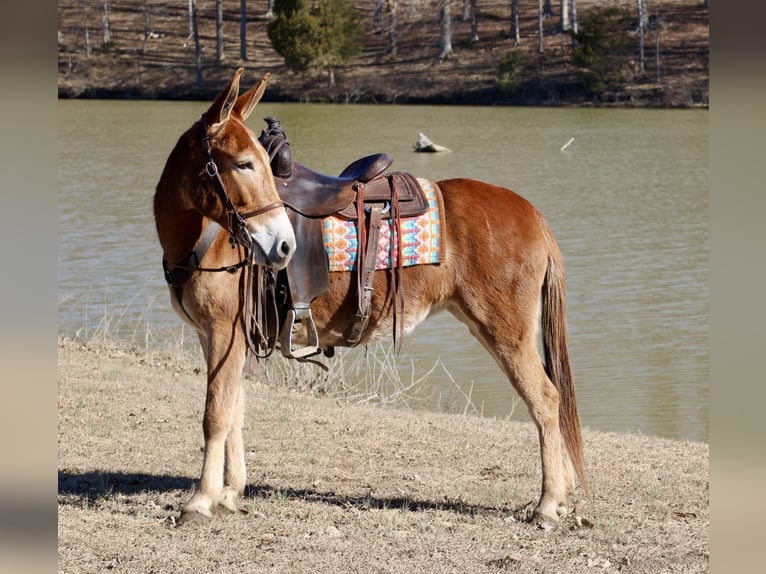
top-left (220, 384), bottom-right (247, 513)
top-left (180, 333), bottom-right (248, 523)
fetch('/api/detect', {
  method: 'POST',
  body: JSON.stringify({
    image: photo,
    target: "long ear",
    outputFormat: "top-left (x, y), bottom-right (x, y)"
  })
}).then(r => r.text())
top-left (234, 73), bottom-right (271, 122)
top-left (203, 67), bottom-right (245, 134)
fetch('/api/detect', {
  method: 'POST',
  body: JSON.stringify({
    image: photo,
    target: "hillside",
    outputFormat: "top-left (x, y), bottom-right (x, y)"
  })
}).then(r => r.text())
top-left (57, 0), bottom-right (708, 106)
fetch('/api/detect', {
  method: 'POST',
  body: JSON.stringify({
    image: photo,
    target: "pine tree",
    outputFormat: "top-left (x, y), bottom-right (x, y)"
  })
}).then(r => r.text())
top-left (268, 0), bottom-right (363, 84)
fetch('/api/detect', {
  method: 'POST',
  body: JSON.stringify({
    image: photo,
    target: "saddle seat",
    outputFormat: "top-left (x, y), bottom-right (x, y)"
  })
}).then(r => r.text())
top-left (274, 153), bottom-right (393, 217)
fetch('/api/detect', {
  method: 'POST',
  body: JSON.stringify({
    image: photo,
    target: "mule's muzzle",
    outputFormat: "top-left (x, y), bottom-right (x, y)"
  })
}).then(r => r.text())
top-left (249, 224), bottom-right (296, 270)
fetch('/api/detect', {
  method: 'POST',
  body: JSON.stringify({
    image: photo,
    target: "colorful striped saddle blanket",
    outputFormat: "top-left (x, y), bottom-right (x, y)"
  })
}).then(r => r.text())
top-left (322, 178), bottom-right (445, 272)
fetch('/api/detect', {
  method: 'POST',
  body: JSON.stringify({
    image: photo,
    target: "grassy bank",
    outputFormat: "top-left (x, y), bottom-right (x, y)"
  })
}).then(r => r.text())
top-left (58, 338), bottom-right (708, 573)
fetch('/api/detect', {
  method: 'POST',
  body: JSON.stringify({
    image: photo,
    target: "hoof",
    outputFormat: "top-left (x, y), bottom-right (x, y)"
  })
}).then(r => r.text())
top-left (177, 508), bottom-right (212, 526)
top-left (533, 515), bottom-right (558, 531)
top-left (532, 503), bottom-right (567, 530)
top-left (217, 486), bottom-right (246, 514)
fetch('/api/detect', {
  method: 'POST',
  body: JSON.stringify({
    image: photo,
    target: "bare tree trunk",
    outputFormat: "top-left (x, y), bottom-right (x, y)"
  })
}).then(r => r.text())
top-left (510, 0), bottom-right (520, 45)
top-left (101, 0), bottom-right (111, 45)
top-left (543, 0), bottom-right (553, 18)
top-left (655, 9), bottom-right (661, 82)
top-left (571, 0), bottom-right (578, 34)
top-left (462, 0), bottom-right (470, 21)
top-left (560, 0), bottom-right (570, 31)
top-left (374, 0), bottom-right (384, 31)
top-left (538, 0), bottom-right (544, 54)
top-left (570, 0), bottom-right (578, 47)
top-left (438, 0), bottom-right (453, 60)
top-left (143, 0), bottom-right (149, 53)
top-left (216, 0), bottom-right (225, 63)
top-left (192, 0), bottom-right (203, 86)
top-left (469, 0), bottom-right (479, 43)
top-left (638, 0), bottom-right (645, 73)
top-left (188, 0), bottom-right (194, 39)
top-left (387, 0), bottom-right (397, 55)
top-left (240, 0), bottom-right (247, 61)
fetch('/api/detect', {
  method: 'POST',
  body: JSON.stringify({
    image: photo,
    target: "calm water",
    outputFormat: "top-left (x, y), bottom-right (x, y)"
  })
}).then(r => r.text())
top-left (58, 100), bottom-right (708, 442)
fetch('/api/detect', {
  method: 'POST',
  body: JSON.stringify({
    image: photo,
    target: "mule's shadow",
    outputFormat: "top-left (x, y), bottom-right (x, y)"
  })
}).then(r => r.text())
top-left (243, 484), bottom-right (516, 517)
top-left (58, 470), bottom-right (194, 500)
top-left (58, 470), bottom-right (522, 518)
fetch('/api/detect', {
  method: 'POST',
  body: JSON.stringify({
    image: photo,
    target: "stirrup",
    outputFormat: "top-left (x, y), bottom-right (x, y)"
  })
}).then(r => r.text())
top-left (345, 310), bottom-right (371, 345)
top-left (279, 305), bottom-right (320, 359)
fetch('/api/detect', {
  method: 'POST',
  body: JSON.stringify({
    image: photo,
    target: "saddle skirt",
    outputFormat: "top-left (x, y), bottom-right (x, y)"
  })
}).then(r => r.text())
top-left (323, 178), bottom-right (445, 272)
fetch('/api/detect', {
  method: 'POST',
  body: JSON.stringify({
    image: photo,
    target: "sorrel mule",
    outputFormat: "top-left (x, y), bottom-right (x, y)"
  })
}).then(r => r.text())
top-left (154, 69), bottom-right (586, 526)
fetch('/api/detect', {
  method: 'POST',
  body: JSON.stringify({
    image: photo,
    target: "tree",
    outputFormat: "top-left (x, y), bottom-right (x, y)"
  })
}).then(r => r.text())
top-left (268, 0), bottom-right (363, 85)
top-left (572, 5), bottom-right (633, 95)
top-left (216, 0), bottom-right (225, 62)
top-left (543, 0), bottom-right (553, 19)
top-left (572, 0), bottom-right (578, 34)
top-left (438, 0), bottom-right (454, 59)
top-left (142, 0), bottom-right (150, 53)
top-left (240, 0), bottom-right (248, 61)
top-left (469, 0), bottom-right (479, 44)
top-left (560, 0), bottom-right (570, 31)
top-left (101, 0), bottom-right (112, 46)
top-left (188, 0), bottom-right (194, 39)
top-left (191, 0), bottom-right (203, 86)
top-left (637, 0), bottom-right (647, 73)
top-left (387, 0), bottom-right (398, 55)
top-left (510, 0), bottom-right (520, 45)
top-left (538, 0), bottom-right (544, 54)
top-left (373, 0), bottom-right (384, 30)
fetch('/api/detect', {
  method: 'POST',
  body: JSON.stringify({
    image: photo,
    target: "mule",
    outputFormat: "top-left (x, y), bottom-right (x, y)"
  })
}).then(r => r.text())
top-left (154, 69), bottom-right (586, 526)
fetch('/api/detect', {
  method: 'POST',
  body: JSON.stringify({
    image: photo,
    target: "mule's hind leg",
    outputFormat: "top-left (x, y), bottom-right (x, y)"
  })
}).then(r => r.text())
top-left (180, 326), bottom-right (248, 523)
top-left (510, 348), bottom-right (570, 524)
top-left (450, 306), bottom-right (569, 525)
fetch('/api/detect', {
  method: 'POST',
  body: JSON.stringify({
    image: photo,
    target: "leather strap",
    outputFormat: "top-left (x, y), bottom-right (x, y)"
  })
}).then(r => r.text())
top-left (162, 221), bottom-right (222, 294)
top-left (390, 175), bottom-right (405, 350)
top-left (346, 204), bottom-right (383, 344)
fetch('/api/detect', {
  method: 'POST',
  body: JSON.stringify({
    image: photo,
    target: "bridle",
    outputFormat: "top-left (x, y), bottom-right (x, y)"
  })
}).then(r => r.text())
top-left (196, 114), bottom-right (285, 360)
top-left (198, 114), bottom-right (284, 251)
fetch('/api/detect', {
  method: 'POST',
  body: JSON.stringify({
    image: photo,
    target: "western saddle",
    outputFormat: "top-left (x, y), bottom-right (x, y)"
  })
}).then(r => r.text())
top-left (258, 116), bottom-right (430, 362)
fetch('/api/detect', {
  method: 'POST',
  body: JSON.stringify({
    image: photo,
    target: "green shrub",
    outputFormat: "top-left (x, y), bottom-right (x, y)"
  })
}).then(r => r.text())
top-left (571, 6), bottom-right (634, 95)
top-left (496, 51), bottom-right (523, 96)
top-left (267, 0), bottom-right (363, 74)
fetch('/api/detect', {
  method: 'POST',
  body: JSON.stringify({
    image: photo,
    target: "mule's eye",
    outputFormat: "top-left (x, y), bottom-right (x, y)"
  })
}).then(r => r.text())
top-left (236, 160), bottom-right (254, 171)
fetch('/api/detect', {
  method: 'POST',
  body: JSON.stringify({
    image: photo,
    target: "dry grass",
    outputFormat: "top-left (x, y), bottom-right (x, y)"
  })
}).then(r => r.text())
top-left (58, 338), bottom-right (707, 573)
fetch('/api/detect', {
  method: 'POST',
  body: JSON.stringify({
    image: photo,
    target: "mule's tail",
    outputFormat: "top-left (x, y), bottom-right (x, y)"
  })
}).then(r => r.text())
top-left (540, 234), bottom-right (588, 493)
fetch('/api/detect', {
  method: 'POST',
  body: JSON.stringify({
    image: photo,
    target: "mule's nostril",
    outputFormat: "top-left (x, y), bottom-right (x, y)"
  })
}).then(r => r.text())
top-left (279, 240), bottom-right (292, 257)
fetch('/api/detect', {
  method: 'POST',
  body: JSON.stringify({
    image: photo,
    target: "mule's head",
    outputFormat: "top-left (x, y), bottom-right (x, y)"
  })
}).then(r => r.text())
top-left (160, 68), bottom-right (295, 269)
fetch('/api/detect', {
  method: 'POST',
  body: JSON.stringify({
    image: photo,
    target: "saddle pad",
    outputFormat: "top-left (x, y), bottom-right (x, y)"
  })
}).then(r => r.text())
top-left (323, 178), bottom-right (444, 272)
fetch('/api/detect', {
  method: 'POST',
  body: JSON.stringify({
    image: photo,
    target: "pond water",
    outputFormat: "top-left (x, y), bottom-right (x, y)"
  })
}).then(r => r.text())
top-left (58, 100), bottom-right (708, 442)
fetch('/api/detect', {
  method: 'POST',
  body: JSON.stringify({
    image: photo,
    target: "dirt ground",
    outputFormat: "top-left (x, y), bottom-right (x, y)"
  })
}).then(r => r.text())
top-left (58, 338), bottom-right (708, 573)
